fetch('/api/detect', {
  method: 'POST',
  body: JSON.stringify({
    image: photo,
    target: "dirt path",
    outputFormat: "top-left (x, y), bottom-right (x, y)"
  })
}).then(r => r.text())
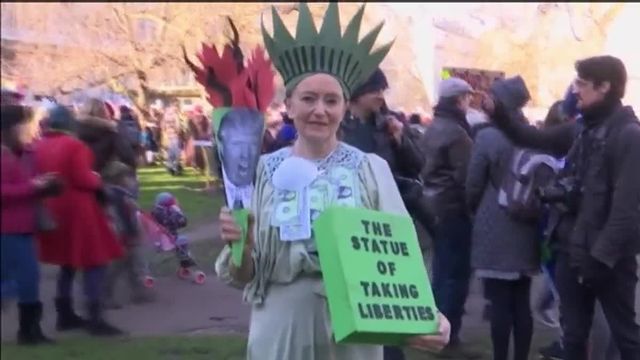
top-left (1, 221), bottom-right (557, 345)
top-left (1, 264), bottom-right (250, 340)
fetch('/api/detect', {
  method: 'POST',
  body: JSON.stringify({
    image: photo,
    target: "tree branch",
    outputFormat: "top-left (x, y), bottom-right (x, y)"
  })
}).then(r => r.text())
top-left (564, 3), bottom-right (584, 42)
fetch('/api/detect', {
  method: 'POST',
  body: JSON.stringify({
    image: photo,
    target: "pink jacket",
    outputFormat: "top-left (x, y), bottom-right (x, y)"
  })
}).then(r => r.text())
top-left (1, 146), bottom-right (37, 234)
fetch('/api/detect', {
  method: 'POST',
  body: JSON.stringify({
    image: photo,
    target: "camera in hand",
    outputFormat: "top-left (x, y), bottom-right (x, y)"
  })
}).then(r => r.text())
top-left (536, 176), bottom-right (581, 214)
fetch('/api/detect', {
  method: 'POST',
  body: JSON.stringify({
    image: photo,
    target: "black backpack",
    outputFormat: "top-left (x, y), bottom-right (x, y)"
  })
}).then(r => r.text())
top-left (118, 115), bottom-right (142, 148)
top-left (493, 147), bottom-right (563, 221)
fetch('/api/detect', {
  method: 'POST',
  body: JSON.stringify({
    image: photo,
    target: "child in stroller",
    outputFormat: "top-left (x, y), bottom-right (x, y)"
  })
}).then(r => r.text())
top-left (150, 192), bottom-right (205, 284)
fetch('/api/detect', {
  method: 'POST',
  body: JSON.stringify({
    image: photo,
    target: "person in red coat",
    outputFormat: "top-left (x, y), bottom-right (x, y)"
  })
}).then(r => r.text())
top-left (33, 105), bottom-right (125, 337)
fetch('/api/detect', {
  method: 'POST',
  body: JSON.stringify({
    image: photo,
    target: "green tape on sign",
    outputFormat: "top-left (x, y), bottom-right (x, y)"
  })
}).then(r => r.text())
top-left (314, 207), bottom-right (438, 346)
top-left (231, 209), bottom-right (249, 267)
top-left (211, 107), bottom-right (231, 133)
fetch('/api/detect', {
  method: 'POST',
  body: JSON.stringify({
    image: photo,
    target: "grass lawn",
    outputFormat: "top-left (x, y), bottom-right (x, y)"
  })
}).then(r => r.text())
top-left (137, 166), bottom-right (223, 229)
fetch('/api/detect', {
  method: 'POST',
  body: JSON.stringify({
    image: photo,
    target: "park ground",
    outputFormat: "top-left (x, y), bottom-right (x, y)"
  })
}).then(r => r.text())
top-left (1, 167), bottom-right (555, 359)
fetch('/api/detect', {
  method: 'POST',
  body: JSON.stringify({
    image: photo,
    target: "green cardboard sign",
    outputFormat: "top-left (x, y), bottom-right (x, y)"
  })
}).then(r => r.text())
top-left (231, 209), bottom-right (249, 267)
top-left (314, 207), bottom-right (438, 346)
top-left (211, 108), bottom-right (231, 134)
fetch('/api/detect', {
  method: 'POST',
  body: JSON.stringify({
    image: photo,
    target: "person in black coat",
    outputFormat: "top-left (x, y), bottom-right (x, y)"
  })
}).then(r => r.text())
top-left (484, 56), bottom-right (640, 360)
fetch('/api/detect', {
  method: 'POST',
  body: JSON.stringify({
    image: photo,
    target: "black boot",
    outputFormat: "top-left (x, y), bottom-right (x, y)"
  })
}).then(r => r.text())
top-left (86, 301), bottom-right (125, 337)
top-left (55, 297), bottom-right (86, 331)
top-left (17, 302), bottom-right (55, 345)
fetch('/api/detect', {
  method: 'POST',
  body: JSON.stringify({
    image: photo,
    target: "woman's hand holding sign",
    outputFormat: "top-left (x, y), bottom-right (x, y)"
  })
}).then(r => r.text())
top-left (407, 312), bottom-right (451, 353)
top-left (219, 206), bottom-right (255, 283)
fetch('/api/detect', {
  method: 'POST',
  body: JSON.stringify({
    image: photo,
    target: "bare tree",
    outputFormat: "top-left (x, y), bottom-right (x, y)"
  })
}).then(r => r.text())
top-left (472, 3), bottom-right (626, 106)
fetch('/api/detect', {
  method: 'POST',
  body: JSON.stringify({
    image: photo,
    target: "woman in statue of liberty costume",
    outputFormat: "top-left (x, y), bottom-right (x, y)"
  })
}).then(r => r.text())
top-left (214, 4), bottom-right (451, 359)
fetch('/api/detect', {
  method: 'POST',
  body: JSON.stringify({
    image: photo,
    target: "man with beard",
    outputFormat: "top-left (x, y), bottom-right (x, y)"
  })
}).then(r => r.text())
top-left (485, 55), bottom-right (640, 360)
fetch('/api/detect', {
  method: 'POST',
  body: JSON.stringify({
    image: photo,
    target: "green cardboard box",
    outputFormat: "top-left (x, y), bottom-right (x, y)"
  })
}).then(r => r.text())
top-left (313, 206), bottom-right (439, 346)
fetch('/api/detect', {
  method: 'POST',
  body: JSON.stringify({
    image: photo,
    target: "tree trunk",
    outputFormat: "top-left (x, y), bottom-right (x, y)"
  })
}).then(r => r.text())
top-left (133, 70), bottom-right (152, 127)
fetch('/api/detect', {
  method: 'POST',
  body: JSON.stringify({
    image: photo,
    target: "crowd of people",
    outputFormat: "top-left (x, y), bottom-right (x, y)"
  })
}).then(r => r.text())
top-left (2, 3), bottom-right (640, 360)
top-left (0, 91), bottom-right (204, 343)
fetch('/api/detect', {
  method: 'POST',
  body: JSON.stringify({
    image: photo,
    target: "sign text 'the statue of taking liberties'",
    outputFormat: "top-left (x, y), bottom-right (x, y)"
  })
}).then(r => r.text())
top-left (314, 207), bottom-right (438, 345)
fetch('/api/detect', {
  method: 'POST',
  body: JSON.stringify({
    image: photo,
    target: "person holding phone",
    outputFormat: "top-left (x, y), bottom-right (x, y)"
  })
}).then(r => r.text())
top-left (1, 104), bottom-right (63, 345)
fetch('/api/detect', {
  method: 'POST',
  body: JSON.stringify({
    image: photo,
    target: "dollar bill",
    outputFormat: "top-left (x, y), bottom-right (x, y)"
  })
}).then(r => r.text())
top-left (279, 189), bottom-right (312, 241)
top-left (272, 189), bottom-right (301, 226)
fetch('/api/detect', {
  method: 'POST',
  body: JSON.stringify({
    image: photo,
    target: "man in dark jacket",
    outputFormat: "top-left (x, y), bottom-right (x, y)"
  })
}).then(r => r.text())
top-left (118, 106), bottom-right (142, 152)
top-left (485, 56), bottom-right (640, 360)
top-left (418, 77), bottom-right (478, 357)
top-left (339, 68), bottom-right (425, 360)
top-left (340, 68), bottom-right (424, 180)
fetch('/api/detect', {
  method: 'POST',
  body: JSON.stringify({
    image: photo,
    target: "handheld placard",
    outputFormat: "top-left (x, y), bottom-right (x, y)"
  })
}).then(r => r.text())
top-left (211, 107), bottom-right (261, 267)
top-left (230, 208), bottom-right (249, 267)
top-left (314, 206), bottom-right (439, 345)
top-left (183, 17), bottom-right (275, 270)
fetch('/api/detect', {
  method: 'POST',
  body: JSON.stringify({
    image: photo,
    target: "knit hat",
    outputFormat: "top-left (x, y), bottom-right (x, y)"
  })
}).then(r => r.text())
top-left (47, 105), bottom-right (77, 133)
top-left (155, 192), bottom-right (176, 207)
top-left (350, 68), bottom-right (389, 100)
top-left (490, 76), bottom-right (531, 110)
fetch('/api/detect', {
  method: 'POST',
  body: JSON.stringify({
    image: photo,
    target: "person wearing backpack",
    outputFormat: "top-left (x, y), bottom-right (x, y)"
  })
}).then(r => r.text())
top-left (117, 106), bottom-right (142, 197)
top-left (117, 106), bottom-right (142, 155)
top-left (484, 56), bottom-right (640, 360)
top-left (465, 88), bottom-right (553, 360)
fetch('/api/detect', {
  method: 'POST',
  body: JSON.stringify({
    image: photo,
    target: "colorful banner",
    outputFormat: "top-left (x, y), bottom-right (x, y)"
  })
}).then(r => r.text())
top-left (314, 207), bottom-right (438, 345)
top-left (441, 67), bottom-right (505, 109)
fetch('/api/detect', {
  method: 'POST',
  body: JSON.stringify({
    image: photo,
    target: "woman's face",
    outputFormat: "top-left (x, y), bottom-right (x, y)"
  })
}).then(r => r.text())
top-left (286, 74), bottom-right (346, 145)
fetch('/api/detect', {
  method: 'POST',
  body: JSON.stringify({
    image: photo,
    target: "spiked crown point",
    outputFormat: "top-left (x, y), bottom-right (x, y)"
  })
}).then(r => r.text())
top-left (261, 3), bottom-right (394, 98)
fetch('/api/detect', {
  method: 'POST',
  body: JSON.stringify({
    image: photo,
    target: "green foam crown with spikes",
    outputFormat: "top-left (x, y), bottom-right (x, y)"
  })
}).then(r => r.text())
top-left (261, 3), bottom-right (394, 98)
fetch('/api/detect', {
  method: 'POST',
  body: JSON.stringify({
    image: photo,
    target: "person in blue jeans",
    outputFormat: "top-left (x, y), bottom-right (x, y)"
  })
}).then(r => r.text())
top-left (1, 104), bottom-right (63, 345)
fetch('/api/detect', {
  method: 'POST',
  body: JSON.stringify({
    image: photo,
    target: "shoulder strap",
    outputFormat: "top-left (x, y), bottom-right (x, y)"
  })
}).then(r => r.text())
top-left (489, 144), bottom-right (516, 190)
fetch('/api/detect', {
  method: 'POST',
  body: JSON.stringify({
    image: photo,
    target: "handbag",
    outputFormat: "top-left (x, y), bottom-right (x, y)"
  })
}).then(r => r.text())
top-left (36, 204), bottom-right (57, 232)
top-left (23, 150), bottom-right (58, 232)
top-left (395, 175), bottom-right (437, 240)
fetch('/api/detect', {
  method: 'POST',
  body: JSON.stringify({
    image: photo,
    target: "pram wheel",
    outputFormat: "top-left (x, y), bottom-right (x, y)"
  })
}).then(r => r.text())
top-left (177, 267), bottom-right (191, 279)
top-left (194, 271), bottom-right (206, 285)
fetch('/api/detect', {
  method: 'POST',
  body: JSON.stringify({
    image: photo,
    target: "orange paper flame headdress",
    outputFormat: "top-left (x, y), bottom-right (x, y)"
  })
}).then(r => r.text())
top-left (183, 17), bottom-right (275, 112)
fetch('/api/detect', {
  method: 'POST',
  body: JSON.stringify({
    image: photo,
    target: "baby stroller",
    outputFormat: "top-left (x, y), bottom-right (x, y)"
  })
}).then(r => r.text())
top-left (137, 211), bottom-right (205, 285)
